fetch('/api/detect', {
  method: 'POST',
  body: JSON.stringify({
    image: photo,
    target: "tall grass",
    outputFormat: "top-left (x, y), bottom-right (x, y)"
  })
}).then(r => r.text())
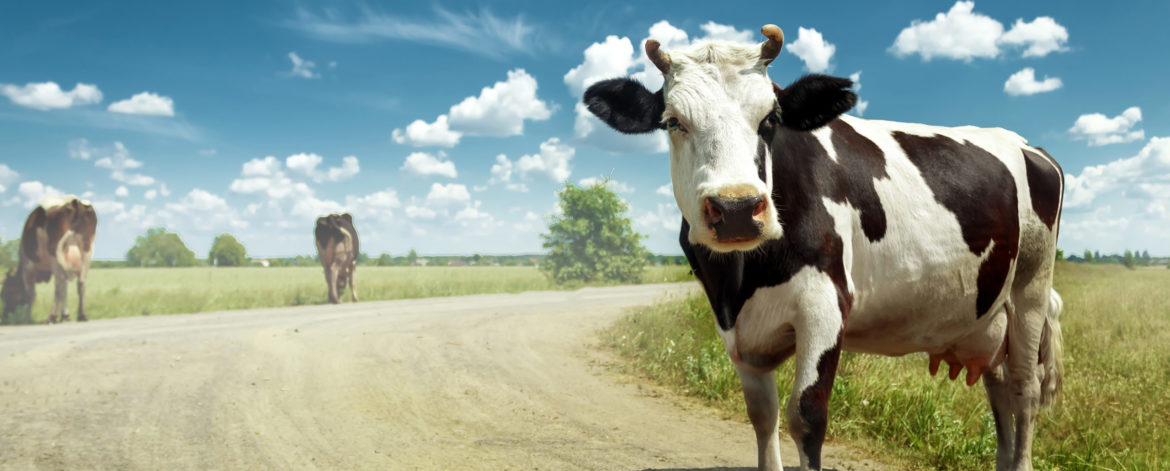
top-left (603, 263), bottom-right (1170, 470)
top-left (18, 265), bottom-right (693, 323)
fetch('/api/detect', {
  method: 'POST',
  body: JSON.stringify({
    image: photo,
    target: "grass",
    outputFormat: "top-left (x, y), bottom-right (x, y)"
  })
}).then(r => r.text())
top-left (602, 262), bottom-right (1170, 470)
top-left (16, 264), bottom-right (693, 323)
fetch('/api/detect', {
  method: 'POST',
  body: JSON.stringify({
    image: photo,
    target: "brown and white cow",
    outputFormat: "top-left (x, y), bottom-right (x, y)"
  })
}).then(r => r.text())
top-left (1, 196), bottom-right (98, 324)
top-left (584, 25), bottom-right (1064, 471)
top-left (315, 213), bottom-right (358, 304)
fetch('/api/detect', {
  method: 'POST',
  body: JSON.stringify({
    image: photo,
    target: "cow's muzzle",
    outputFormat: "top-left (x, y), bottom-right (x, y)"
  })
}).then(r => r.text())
top-left (704, 195), bottom-right (766, 242)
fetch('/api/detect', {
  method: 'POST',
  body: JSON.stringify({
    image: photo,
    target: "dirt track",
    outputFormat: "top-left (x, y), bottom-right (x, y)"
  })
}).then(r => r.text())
top-left (0, 283), bottom-right (886, 470)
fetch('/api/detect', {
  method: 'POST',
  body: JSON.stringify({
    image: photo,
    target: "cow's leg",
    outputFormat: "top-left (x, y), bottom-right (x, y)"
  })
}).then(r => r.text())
top-left (1004, 291), bottom-right (1049, 471)
top-left (51, 271), bottom-right (68, 323)
top-left (787, 311), bottom-right (844, 471)
top-left (327, 264), bottom-right (340, 304)
top-left (348, 262), bottom-right (358, 302)
top-left (736, 365), bottom-right (782, 471)
top-left (983, 361), bottom-right (1016, 471)
top-left (76, 276), bottom-right (87, 322)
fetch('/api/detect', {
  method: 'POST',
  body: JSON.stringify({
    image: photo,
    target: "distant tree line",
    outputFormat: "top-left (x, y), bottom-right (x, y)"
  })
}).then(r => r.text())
top-left (1066, 249), bottom-right (1166, 270)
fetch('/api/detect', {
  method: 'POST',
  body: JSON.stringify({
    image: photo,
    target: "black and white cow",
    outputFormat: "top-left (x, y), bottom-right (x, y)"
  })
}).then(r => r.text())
top-left (1, 196), bottom-right (98, 324)
top-left (584, 25), bottom-right (1064, 471)
top-left (315, 213), bottom-right (359, 304)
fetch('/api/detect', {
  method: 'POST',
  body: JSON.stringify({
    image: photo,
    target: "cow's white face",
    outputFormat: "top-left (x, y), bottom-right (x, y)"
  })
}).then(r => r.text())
top-left (660, 43), bottom-right (781, 252)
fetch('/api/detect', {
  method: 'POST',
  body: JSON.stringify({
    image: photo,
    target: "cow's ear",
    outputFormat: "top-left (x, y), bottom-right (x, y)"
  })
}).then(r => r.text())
top-left (776, 74), bottom-right (857, 131)
top-left (341, 213), bottom-right (353, 224)
top-left (584, 78), bottom-right (665, 134)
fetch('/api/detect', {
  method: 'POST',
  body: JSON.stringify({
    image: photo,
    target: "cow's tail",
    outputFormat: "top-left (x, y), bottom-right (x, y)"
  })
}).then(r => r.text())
top-left (1038, 288), bottom-right (1064, 407)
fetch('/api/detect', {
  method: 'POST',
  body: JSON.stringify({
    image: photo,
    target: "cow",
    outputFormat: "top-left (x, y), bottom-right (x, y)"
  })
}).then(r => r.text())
top-left (1, 196), bottom-right (98, 324)
top-left (583, 25), bottom-right (1064, 471)
top-left (315, 213), bottom-right (358, 304)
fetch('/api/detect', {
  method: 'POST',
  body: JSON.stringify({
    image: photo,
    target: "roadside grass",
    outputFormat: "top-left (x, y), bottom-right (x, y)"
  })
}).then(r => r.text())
top-left (19, 265), bottom-right (693, 323)
top-left (602, 262), bottom-right (1170, 470)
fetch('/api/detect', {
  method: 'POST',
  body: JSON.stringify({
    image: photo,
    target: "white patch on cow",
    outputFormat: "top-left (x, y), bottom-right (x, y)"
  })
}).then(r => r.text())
top-left (811, 126), bottom-right (839, 163)
top-left (40, 194), bottom-right (82, 210)
top-left (659, 41), bottom-right (781, 251)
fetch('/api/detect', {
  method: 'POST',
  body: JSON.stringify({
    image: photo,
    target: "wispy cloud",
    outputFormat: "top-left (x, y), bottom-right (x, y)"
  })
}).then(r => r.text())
top-left (283, 6), bottom-right (542, 58)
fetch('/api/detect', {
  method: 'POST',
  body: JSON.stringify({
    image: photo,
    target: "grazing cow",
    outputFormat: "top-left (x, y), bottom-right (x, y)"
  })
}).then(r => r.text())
top-left (584, 25), bottom-right (1064, 471)
top-left (315, 213), bottom-right (358, 304)
top-left (1, 196), bottom-right (98, 324)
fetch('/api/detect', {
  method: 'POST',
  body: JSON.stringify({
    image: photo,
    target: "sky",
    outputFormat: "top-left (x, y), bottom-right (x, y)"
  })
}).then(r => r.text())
top-left (1, 1), bottom-right (1168, 259)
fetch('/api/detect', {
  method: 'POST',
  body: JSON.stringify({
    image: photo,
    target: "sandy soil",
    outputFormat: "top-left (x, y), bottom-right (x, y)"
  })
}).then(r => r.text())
top-left (0, 283), bottom-right (887, 470)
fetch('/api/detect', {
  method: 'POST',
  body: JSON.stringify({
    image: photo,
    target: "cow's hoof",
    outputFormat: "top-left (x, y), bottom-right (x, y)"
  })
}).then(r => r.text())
top-left (78, 315), bottom-right (88, 322)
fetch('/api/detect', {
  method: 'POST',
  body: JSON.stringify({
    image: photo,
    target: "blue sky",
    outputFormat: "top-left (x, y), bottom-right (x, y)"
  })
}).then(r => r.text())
top-left (2, 1), bottom-right (1168, 259)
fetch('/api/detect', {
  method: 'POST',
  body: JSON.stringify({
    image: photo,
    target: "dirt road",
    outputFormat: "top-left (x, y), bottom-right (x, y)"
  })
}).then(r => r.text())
top-left (0, 283), bottom-right (884, 470)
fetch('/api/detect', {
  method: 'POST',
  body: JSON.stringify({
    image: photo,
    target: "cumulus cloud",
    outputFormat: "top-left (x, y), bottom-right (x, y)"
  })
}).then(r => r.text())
top-left (401, 151), bottom-right (457, 178)
top-left (69, 138), bottom-right (93, 159)
top-left (848, 71), bottom-right (869, 116)
top-left (489, 154), bottom-right (528, 192)
top-left (166, 188), bottom-right (247, 230)
top-left (889, 2), bottom-right (1069, 62)
top-left (424, 182), bottom-right (471, 207)
top-left (638, 203), bottom-right (681, 233)
top-left (108, 92), bottom-right (176, 116)
top-left (392, 69), bottom-right (552, 147)
top-left (91, 141), bottom-right (158, 186)
top-left (286, 52), bottom-right (319, 79)
top-left (15, 181), bottom-right (65, 208)
top-left (115, 185), bottom-right (129, 197)
top-left (1003, 68), bottom-right (1063, 96)
top-left (564, 20), bottom-right (758, 154)
top-left (786, 27), bottom-right (836, 73)
top-left (1, 81), bottom-right (102, 110)
top-left (1069, 107), bottom-right (1144, 146)
top-left (656, 182), bottom-right (673, 197)
top-left (284, 153), bottom-right (360, 183)
top-left (1064, 136), bottom-right (1170, 209)
top-left (492, 138), bottom-right (575, 189)
top-left (578, 176), bottom-right (634, 193)
top-left (391, 115), bottom-right (461, 148)
top-left (0, 164), bottom-right (18, 192)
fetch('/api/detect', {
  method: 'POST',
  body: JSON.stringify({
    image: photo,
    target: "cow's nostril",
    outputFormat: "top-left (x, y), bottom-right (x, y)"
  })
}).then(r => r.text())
top-left (704, 198), bottom-right (724, 226)
top-left (753, 199), bottom-right (766, 217)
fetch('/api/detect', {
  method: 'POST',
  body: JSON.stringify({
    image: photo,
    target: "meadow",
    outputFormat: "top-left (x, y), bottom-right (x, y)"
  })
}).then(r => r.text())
top-left (20, 264), bottom-right (693, 323)
top-left (603, 262), bottom-right (1170, 470)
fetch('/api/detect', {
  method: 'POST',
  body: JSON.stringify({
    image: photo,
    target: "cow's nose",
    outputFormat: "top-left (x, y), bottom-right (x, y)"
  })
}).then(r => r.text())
top-left (704, 195), bottom-right (766, 241)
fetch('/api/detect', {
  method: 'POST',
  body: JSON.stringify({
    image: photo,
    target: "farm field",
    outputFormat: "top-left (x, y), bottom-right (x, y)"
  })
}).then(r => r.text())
top-left (20, 265), bottom-right (693, 323)
top-left (603, 262), bottom-right (1170, 470)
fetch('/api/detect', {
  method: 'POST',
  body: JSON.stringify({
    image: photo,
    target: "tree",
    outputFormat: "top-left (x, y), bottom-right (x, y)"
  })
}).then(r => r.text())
top-left (1083, 249), bottom-right (1094, 263)
top-left (1094, 250), bottom-right (1101, 262)
top-left (376, 253), bottom-right (393, 266)
top-left (1123, 249), bottom-right (1136, 269)
top-left (1055, 248), bottom-right (1065, 261)
top-left (1141, 250), bottom-right (1151, 265)
top-left (0, 238), bottom-right (19, 271)
top-left (406, 249), bottom-right (418, 266)
top-left (540, 181), bottom-right (648, 284)
top-left (126, 227), bottom-right (196, 267)
top-left (208, 233), bottom-right (247, 267)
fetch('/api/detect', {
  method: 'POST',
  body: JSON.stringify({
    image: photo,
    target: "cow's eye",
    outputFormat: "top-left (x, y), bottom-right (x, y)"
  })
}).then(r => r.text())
top-left (666, 117), bottom-right (686, 133)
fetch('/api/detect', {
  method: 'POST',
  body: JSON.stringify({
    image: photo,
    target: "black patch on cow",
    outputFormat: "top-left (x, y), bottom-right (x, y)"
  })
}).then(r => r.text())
top-left (583, 78), bottom-right (665, 134)
top-left (683, 120), bottom-right (882, 331)
top-left (892, 132), bottom-right (1019, 318)
top-left (776, 75), bottom-right (857, 131)
top-left (20, 207), bottom-right (46, 262)
top-left (1022, 148), bottom-right (1062, 230)
top-left (315, 213), bottom-right (360, 255)
top-left (797, 332), bottom-right (843, 470)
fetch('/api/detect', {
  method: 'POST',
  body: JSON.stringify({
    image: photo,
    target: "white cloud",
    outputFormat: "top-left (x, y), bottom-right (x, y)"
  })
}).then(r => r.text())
top-left (889, 2), bottom-right (1069, 62)
top-left (393, 69), bottom-right (552, 147)
top-left (401, 151), bottom-right (457, 178)
top-left (656, 182), bottom-right (673, 197)
top-left (166, 188), bottom-right (247, 230)
top-left (144, 188), bottom-right (158, 200)
top-left (115, 185), bottom-right (129, 197)
top-left (1064, 136), bottom-right (1170, 209)
top-left (424, 182), bottom-right (471, 207)
top-left (108, 92), bottom-right (176, 116)
top-left (0, 164), bottom-right (18, 191)
top-left (1003, 68), bottom-right (1063, 96)
top-left (284, 6), bottom-right (541, 59)
top-left (516, 137), bottom-right (574, 183)
top-left (447, 69), bottom-right (552, 137)
top-left (286, 52), bottom-right (319, 79)
top-left (999, 16), bottom-right (1069, 58)
top-left (1069, 107), bottom-right (1144, 146)
top-left (488, 154), bottom-right (528, 192)
top-left (1, 81), bottom-right (102, 110)
top-left (392, 115), bottom-right (462, 148)
top-left (284, 153), bottom-right (360, 183)
top-left (92, 141), bottom-right (157, 186)
top-left (638, 203), bottom-right (681, 233)
top-left (69, 138), bottom-right (93, 159)
top-left (848, 71), bottom-right (869, 116)
top-left (786, 27), bottom-right (836, 73)
top-left (16, 181), bottom-right (65, 208)
top-left (345, 188), bottom-right (402, 223)
top-left (564, 20), bottom-right (754, 154)
top-left (578, 176), bottom-right (634, 193)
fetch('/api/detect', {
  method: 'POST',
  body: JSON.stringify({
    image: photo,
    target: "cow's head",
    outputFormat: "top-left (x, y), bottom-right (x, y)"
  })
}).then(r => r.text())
top-left (584, 25), bottom-right (856, 252)
top-left (1, 268), bottom-right (32, 324)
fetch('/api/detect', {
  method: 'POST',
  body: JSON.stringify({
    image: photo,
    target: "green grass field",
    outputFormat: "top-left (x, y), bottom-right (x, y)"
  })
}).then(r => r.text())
top-left (17, 264), bottom-right (693, 323)
top-left (603, 262), bottom-right (1170, 470)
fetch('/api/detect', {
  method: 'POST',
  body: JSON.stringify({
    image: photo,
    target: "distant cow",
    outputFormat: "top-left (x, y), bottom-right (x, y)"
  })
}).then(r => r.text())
top-left (2, 196), bottom-right (98, 324)
top-left (584, 25), bottom-right (1064, 471)
top-left (315, 213), bottom-right (358, 304)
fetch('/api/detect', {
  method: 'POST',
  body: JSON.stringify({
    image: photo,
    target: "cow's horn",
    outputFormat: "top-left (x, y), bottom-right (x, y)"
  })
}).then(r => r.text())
top-left (760, 24), bottom-right (784, 64)
top-left (646, 39), bottom-right (671, 74)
